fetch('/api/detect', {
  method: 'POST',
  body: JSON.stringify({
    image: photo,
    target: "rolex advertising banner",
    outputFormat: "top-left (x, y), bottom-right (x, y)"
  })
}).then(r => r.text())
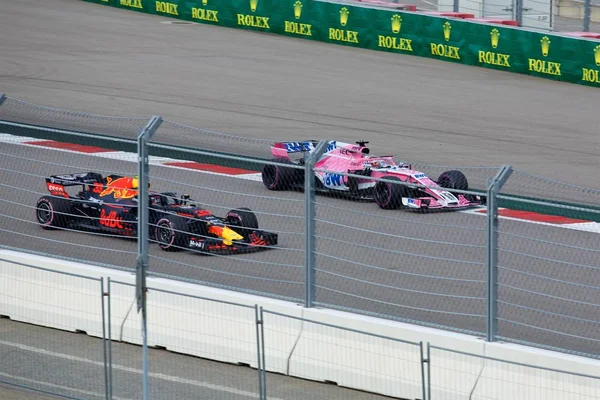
top-left (84, 0), bottom-right (599, 87)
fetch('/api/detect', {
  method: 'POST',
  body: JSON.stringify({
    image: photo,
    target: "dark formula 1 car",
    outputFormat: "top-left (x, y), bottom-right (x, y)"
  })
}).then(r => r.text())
top-left (262, 140), bottom-right (484, 212)
top-left (35, 172), bottom-right (278, 254)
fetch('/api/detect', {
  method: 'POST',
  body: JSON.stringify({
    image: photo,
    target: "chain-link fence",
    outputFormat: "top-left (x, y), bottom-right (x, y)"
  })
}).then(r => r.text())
top-left (495, 192), bottom-right (600, 357)
top-left (107, 280), bottom-right (263, 400)
top-left (427, 345), bottom-right (600, 399)
top-left (261, 309), bottom-right (426, 400)
top-left (2, 93), bottom-right (600, 398)
top-left (3, 254), bottom-right (600, 399)
top-left (0, 256), bottom-right (109, 400)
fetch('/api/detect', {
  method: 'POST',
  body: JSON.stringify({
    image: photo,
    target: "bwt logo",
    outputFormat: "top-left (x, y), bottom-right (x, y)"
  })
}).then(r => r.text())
top-left (324, 173), bottom-right (344, 186)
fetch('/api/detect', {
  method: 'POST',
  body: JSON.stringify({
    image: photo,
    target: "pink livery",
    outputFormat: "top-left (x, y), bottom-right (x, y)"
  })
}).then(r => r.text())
top-left (262, 140), bottom-right (484, 212)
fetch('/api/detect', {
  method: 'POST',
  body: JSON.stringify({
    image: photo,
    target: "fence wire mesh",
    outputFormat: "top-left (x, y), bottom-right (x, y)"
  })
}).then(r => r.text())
top-left (0, 259), bottom-right (108, 400)
top-left (153, 119), bottom-right (276, 159)
top-left (108, 280), bottom-right (262, 400)
top-left (2, 95), bottom-right (600, 381)
top-left (146, 144), bottom-right (307, 303)
top-left (502, 168), bottom-right (600, 209)
top-left (495, 195), bottom-right (600, 358)
top-left (428, 345), bottom-right (600, 400)
top-left (0, 97), bottom-right (148, 141)
top-left (0, 134), bottom-right (139, 271)
top-left (261, 310), bottom-right (426, 400)
top-left (106, 281), bottom-right (142, 400)
top-left (310, 161), bottom-right (490, 336)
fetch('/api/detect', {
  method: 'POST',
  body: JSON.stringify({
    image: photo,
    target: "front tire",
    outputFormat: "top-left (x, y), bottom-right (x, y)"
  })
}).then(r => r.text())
top-left (437, 170), bottom-right (469, 191)
top-left (155, 216), bottom-right (189, 252)
top-left (35, 196), bottom-right (72, 229)
top-left (226, 207), bottom-right (259, 241)
top-left (374, 176), bottom-right (409, 210)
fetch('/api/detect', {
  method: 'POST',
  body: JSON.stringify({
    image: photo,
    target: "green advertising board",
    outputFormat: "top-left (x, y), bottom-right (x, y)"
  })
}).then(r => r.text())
top-left (85, 0), bottom-right (600, 86)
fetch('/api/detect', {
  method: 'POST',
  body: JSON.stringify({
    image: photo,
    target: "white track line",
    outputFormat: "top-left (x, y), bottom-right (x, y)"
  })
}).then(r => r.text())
top-left (0, 339), bottom-right (279, 400)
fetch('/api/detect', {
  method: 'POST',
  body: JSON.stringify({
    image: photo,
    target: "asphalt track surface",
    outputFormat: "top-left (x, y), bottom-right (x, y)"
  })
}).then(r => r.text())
top-left (1, 0), bottom-right (599, 188)
top-left (1, 0), bottom-right (600, 396)
top-left (0, 318), bottom-right (394, 400)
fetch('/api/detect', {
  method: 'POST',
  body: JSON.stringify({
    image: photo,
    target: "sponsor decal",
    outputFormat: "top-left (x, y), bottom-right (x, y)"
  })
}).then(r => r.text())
top-left (237, 0), bottom-right (270, 29)
top-left (528, 36), bottom-right (561, 76)
top-left (324, 172), bottom-right (344, 187)
top-left (189, 238), bottom-right (206, 249)
top-left (120, 0), bottom-right (142, 8)
top-left (155, 1), bottom-right (178, 15)
top-left (284, 1), bottom-right (312, 36)
top-left (430, 22), bottom-right (460, 60)
top-left (477, 28), bottom-right (511, 68)
top-left (581, 45), bottom-right (600, 84)
top-left (191, 0), bottom-right (219, 23)
top-left (377, 14), bottom-right (413, 52)
top-left (47, 183), bottom-right (66, 194)
top-left (284, 141), bottom-right (313, 152)
top-left (99, 176), bottom-right (138, 199)
top-left (329, 7), bottom-right (359, 44)
top-left (99, 209), bottom-right (124, 229)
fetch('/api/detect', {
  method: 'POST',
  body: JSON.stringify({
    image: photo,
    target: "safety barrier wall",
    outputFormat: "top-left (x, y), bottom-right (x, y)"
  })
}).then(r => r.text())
top-left (2, 250), bottom-right (600, 399)
top-left (83, 0), bottom-right (600, 87)
top-left (0, 255), bottom-right (110, 399)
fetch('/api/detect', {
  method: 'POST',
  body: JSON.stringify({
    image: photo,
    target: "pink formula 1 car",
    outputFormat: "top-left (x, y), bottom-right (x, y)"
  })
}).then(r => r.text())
top-left (261, 140), bottom-right (485, 211)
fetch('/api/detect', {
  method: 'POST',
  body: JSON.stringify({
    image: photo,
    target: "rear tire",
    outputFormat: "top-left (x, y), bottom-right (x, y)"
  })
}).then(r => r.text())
top-left (374, 176), bottom-right (409, 210)
top-left (262, 159), bottom-right (298, 190)
top-left (226, 207), bottom-right (259, 241)
top-left (35, 195), bottom-right (72, 229)
top-left (155, 215), bottom-right (189, 252)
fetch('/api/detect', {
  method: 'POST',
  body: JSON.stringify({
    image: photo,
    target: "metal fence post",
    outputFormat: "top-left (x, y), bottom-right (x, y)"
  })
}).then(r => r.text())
top-left (255, 305), bottom-right (266, 400)
top-left (584, 0), bottom-right (591, 31)
top-left (453, 0), bottom-right (459, 13)
top-left (260, 306), bottom-right (267, 400)
top-left (107, 278), bottom-right (113, 400)
top-left (101, 278), bottom-right (109, 400)
top-left (419, 342), bottom-right (427, 400)
top-left (486, 165), bottom-right (512, 343)
top-left (136, 115), bottom-right (163, 400)
top-left (426, 342), bottom-right (431, 400)
top-left (515, 0), bottom-right (523, 26)
top-left (304, 140), bottom-right (329, 308)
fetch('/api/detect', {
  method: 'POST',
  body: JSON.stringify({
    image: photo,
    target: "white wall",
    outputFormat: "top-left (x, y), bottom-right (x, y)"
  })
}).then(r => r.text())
top-left (1, 249), bottom-right (599, 400)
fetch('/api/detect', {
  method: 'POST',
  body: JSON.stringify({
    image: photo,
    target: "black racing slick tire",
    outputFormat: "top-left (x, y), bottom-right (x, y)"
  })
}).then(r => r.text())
top-left (35, 195), bottom-right (72, 229)
top-left (155, 215), bottom-right (189, 252)
top-left (226, 207), bottom-right (259, 241)
top-left (374, 176), bottom-right (409, 210)
top-left (437, 170), bottom-right (469, 191)
top-left (262, 159), bottom-right (298, 191)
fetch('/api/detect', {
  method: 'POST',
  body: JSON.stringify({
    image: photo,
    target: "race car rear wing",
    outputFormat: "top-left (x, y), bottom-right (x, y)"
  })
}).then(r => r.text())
top-left (44, 172), bottom-right (104, 198)
top-left (270, 140), bottom-right (338, 159)
top-left (45, 172), bottom-right (104, 186)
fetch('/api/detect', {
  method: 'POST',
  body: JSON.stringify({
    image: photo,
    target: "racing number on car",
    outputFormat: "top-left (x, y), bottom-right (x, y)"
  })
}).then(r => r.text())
top-left (100, 209), bottom-right (124, 229)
